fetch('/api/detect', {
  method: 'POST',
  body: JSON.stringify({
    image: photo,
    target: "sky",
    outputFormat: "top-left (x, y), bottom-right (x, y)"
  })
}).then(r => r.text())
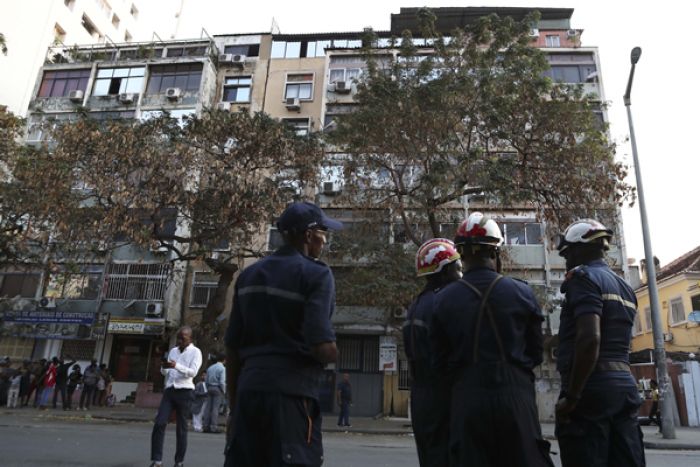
top-left (141, 1), bottom-right (699, 266)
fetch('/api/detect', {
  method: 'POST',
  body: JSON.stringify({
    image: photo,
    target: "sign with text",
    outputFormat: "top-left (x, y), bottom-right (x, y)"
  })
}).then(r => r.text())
top-left (379, 336), bottom-right (397, 372)
top-left (108, 318), bottom-right (165, 335)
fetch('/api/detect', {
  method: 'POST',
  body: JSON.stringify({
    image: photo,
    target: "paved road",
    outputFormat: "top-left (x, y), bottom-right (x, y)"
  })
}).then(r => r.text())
top-left (0, 415), bottom-right (698, 466)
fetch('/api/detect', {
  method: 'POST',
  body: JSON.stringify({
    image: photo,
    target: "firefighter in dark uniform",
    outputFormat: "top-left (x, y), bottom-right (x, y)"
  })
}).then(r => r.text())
top-left (555, 219), bottom-right (645, 467)
top-left (403, 238), bottom-right (462, 467)
top-left (224, 201), bottom-right (342, 467)
top-left (431, 212), bottom-right (553, 467)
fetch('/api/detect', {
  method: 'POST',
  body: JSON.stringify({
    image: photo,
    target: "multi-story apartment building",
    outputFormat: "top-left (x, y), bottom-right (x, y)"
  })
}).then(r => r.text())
top-left (0, 7), bottom-right (628, 417)
top-left (0, 0), bottom-right (166, 115)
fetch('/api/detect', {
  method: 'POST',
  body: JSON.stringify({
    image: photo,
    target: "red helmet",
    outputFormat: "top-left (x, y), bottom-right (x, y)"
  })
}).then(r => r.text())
top-left (415, 238), bottom-right (461, 277)
top-left (454, 212), bottom-right (503, 247)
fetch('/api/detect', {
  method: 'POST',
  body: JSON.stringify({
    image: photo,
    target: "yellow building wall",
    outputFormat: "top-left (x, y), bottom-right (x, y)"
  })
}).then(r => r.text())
top-left (632, 275), bottom-right (700, 353)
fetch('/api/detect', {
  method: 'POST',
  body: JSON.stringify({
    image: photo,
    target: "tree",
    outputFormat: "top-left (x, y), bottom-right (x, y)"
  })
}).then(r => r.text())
top-left (6, 109), bottom-right (324, 358)
top-left (329, 10), bottom-right (633, 311)
top-left (0, 32), bottom-right (7, 55)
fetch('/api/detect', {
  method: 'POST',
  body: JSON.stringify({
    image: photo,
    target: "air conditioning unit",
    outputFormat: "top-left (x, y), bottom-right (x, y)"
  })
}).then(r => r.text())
top-left (118, 92), bottom-right (135, 104)
top-left (567, 29), bottom-right (578, 37)
top-left (165, 87), bottom-right (182, 100)
top-left (39, 297), bottom-right (57, 309)
top-left (663, 332), bottom-right (674, 342)
top-left (285, 97), bottom-right (301, 111)
top-left (218, 53), bottom-right (236, 63)
top-left (231, 54), bottom-right (246, 67)
top-left (68, 89), bottom-right (84, 102)
top-left (529, 28), bottom-right (540, 37)
top-left (145, 302), bottom-right (164, 319)
top-left (334, 80), bottom-right (351, 94)
top-left (322, 181), bottom-right (341, 195)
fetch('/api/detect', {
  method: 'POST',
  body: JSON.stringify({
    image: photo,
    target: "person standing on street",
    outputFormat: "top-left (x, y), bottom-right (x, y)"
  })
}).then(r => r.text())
top-left (403, 238), bottom-right (462, 466)
top-left (192, 373), bottom-right (208, 432)
top-left (336, 373), bottom-right (353, 427)
top-left (66, 364), bottom-right (82, 410)
top-left (79, 360), bottom-right (99, 410)
top-left (39, 358), bottom-right (58, 409)
top-left (149, 326), bottom-right (202, 467)
top-left (53, 356), bottom-right (76, 409)
top-left (431, 212), bottom-right (553, 467)
top-left (555, 219), bottom-right (645, 467)
top-left (203, 352), bottom-right (226, 433)
top-left (225, 201), bottom-right (341, 467)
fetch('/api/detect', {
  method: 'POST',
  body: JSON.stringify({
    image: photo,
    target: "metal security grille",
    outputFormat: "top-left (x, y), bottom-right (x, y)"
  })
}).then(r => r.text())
top-left (190, 272), bottom-right (218, 307)
top-left (105, 263), bottom-right (170, 300)
top-left (398, 358), bottom-right (410, 390)
top-left (61, 339), bottom-right (97, 360)
top-left (337, 335), bottom-right (380, 373)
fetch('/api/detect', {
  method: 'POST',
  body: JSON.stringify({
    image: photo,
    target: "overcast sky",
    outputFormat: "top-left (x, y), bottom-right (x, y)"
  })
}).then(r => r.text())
top-left (141, 0), bottom-right (700, 267)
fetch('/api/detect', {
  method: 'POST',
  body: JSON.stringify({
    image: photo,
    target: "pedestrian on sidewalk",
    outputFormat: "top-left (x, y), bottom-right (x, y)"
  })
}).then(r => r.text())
top-left (203, 352), bottom-right (225, 433)
top-left (336, 373), bottom-right (353, 428)
top-left (19, 360), bottom-right (31, 407)
top-left (649, 379), bottom-right (662, 432)
top-left (192, 373), bottom-right (208, 432)
top-left (79, 360), bottom-right (99, 410)
top-left (554, 219), bottom-right (645, 467)
top-left (7, 371), bottom-right (21, 408)
top-left (224, 202), bottom-right (341, 467)
top-left (149, 326), bottom-right (202, 467)
top-left (99, 364), bottom-right (113, 406)
top-left (431, 213), bottom-right (553, 467)
top-left (403, 238), bottom-right (462, 466)
top-left (31, 358), bottom-right (47, 407)
top-left (66, 364), bottom-right (82, 410)
top-left (39, 357), bottom-right (58, 409)
top-left (93, 363), bottom-right (109, 407)
top-left (53, 355), bottom-right (76, 409)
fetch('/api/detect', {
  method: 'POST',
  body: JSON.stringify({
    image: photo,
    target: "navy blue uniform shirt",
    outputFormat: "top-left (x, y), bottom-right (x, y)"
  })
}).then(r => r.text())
top-left (557, 260), bottom-right (637, 388)
top-left (337, 381), bottom-right (352, 404)
top-left (431, 267), bottom-right (544, 375)
top-left (225, 245), bottom-right (336, 399)
top-left (403, 288), bottom-right (443, 385)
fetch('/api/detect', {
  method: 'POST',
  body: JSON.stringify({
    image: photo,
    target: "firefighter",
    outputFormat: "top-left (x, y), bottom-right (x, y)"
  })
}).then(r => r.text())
top-left (555, 219), bottom-right (645, 467)
top-left (431, 212), bottom-right (553, 467)
top-left (224, 201), bottom-right (342, 467)
top-left (403, 238), bottom-right (462, 467)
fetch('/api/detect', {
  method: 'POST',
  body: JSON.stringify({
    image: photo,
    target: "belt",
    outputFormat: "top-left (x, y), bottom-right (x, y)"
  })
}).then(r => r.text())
top-left (596, 361), bottom-right (630, 372)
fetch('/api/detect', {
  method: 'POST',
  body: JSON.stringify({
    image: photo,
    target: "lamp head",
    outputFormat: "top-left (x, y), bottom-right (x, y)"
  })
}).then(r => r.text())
top-left (631, 47), bottom-right (642, 65)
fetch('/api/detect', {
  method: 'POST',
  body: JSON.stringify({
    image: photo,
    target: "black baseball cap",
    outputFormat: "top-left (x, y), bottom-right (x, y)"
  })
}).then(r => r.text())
top-left (277, 202), bottom-right (343, 233)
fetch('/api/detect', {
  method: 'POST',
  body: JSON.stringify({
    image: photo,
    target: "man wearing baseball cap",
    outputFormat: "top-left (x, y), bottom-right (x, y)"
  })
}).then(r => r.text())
top-left (224, 201), bottom-right (342, 467)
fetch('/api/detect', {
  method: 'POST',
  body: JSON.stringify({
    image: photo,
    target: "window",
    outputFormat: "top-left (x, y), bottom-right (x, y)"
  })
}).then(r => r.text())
top-left (271, 40), bottom-right (335, 59)
top-left (112, 14), bottom-right (120, 29)
top-left (38, 69), bottom-right (91, 98)
top-left (165, 46), bottom-right (207, 57)
top-left (104, 263), bottom-right (171, 300)
top-left (147, 63), bottom-right (202, 94)
top-left (54, 23), bottom-right (66, 43)
top-left (669, 297), bottom-right (686, 325)
top-left (329, 68), bottom-right (361, 84)
top-left (692, 295), bottom-right (700, 314)
top-left (633, 313), bottom-right (643, 335)
top-left (267, 226), bottom-right (285, 251)
top-left (283, 118), bottom-right (310, 136)
top-left (222, 76), bottom-right (251, 102)
top-left (336, 336), bottom-right (379, 372)
top-left (545, 35), bottom-right (561, 47)
top-left (0, 273), bottom-right (41, 298)
top-left (81, 14), bottom-right (102, 40)
top-left (545, 64), bottom-right (598, 84)
top-left (93, 67), bottom-right (144, 96)
top-left (285, 73), bottom-right (313, 100)
top-left (644, 306), bottom-right (652, 331)
top-left (223, 44), bottom-right (260, 57)
top-left (398, 358), bottom-right (410, 390)
top-left (190, 272), bottom-right (218, 307)
top-left (46, 265), bottom-right (103, 300)
top-left (501, 222), bottom-right (542, 245)
top-left (0, 337), bottom-right (34, 361)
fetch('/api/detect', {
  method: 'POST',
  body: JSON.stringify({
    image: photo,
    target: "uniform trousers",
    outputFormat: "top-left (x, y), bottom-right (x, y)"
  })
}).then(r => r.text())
top-left (411, 383), bottom-right (450, 467)
top-left (225, 391), bottom-right (323, 467)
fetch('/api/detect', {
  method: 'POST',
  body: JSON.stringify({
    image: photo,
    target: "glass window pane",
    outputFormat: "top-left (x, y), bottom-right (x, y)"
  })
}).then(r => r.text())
top-left (271, 41), bottom-right (286, 58)
top-left (112, 68), bottom-right (129, 78)
top-left (93, 78), bottom-right (110, 95)
top-left (347, 40), bottom-right (362, 48)
top-left (147, 75), bottom-right (162, 93)
top-left (306, 41), bottom-right (316, 57)
top-left (173, 74), bottom-right (188, 89)
top-left (329, 69), bottom-right (344, 83)
top-left (505, 223), bottom-right (526, 245)
top-left (97, 68), bottom-right (113, 78)
top-left (346, 69), bottom-right (361, 81)
top-left (552, 66), bottom-right (580, 83)
top-left (161, 75), bottom-right (175, 89)
top-left (236, 87), bottom-right (250, 102)
top-left (288, 73), bottom-right (313, 82)
top-left (222, 87), bottom-right (235, 101)
top-left (285, 42), bottom-right (301, 58)
top-left (525, 224), bottom-right (542, 245)
top-left (316, 40), bottom-right (330, 57)
top-left (124, 77), bottom-right (142, 93)
top-left (285, 84), bottom-right (299, 99)
top-left (129, 67), bottom-right (145, 77)
top-left (333, 39), bottom-right (348, 48)
top-left (298, 83), bottom-right (312, 99)
top-left (186, 73), bottom-right (201, 91)
top-left (224, 45), bottom-right (247, 55)
top-left (39, 78), bottom-right (54, 97)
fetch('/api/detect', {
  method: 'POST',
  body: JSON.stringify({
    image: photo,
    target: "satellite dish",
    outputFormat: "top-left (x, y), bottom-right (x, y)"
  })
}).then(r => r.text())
top-left (688, 311), bottom-right (700, 323)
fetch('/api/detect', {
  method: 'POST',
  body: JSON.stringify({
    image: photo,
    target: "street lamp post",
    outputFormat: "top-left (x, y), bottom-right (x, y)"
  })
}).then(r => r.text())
top-left (624, 46), bottom-right (676, 439)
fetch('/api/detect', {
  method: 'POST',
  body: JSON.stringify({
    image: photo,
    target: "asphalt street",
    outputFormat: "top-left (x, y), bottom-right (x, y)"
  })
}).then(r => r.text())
top-left (0, 414), bottom-right (698, 467)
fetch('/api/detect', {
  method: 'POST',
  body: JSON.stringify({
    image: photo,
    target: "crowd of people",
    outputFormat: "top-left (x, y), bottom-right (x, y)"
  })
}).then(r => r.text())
top-left (0, 356), bottom-right (113, 410)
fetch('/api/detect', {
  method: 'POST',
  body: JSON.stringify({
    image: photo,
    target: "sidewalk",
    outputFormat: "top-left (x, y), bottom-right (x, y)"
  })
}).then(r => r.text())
top-left (10, 405), bottom-right (700, 449)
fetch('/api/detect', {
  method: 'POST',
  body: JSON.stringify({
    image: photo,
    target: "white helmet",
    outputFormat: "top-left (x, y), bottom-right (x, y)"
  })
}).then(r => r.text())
top-left (557, 219), bottom-right (613, 256)
top-left (454, 212), bottom-right (503, 247)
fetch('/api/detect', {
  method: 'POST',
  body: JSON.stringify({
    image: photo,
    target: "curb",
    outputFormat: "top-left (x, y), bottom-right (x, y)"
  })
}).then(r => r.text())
top-left (644, 442), bottom-right (700, 451)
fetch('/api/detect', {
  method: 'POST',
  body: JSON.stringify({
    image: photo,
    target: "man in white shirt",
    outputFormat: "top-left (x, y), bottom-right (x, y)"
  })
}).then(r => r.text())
top-left (150, 326), bottom-right (202, 467)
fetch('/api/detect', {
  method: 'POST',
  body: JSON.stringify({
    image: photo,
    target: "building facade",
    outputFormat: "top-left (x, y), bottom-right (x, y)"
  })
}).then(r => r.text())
top-left (0, 7), bottom-right (628, 417)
